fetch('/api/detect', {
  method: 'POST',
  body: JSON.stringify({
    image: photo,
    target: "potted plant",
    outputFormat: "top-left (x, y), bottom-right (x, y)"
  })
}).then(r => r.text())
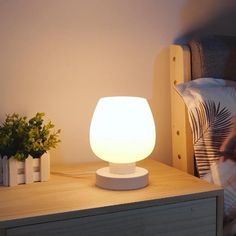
top-left (0, 112), bottom-right (60, 186)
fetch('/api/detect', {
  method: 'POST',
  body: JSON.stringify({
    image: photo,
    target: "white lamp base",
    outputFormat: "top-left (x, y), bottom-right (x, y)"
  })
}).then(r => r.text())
top-left (96, 166), bottom-right (149, 190)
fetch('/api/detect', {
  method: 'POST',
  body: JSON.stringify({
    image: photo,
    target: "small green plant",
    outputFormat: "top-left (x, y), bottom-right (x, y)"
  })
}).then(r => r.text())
top-left (26, 113), bottom-right (61, 158)
top-left (0, 112), bottom-right (61, 161)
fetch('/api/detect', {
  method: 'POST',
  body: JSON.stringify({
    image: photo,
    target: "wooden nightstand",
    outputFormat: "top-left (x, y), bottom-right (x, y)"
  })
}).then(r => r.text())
top-left (0, 159), bottom-right (223, 236)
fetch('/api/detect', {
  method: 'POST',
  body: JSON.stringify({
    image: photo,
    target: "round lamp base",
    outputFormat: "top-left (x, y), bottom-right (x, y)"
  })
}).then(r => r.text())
top-left (96, 167), bottom-right (149, 190)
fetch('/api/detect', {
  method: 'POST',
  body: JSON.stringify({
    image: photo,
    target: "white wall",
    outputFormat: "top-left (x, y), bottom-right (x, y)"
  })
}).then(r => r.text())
top-left (0, 0), bottom-right (236, 165)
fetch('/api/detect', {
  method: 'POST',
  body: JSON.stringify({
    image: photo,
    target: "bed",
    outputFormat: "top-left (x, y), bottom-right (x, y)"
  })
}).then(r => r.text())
top-left (170, 35), bottom-right (236, 236)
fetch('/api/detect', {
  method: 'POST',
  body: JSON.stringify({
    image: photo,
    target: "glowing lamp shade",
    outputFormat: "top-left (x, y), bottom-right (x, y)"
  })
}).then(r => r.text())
top-left (90, 96), bottom-right (156, 190)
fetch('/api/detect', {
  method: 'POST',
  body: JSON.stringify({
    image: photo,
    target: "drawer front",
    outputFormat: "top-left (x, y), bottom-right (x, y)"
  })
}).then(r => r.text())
top-left (7, 198), bottom-right (216, 236)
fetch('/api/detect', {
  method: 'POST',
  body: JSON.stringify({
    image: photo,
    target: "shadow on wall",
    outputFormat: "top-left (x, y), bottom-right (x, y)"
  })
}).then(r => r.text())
top-left (175, 3), bottom-right (236, 44)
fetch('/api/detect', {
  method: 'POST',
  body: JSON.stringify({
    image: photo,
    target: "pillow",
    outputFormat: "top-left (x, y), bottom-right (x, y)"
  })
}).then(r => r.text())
top-left (176, 78), bottom-right (236, 177)
top-left (176, 77), bottom-right (236, 218)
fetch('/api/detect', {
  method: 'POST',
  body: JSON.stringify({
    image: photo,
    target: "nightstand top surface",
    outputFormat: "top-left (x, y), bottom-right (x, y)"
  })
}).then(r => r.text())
top-left (0, 159), bottom-right (222, 226)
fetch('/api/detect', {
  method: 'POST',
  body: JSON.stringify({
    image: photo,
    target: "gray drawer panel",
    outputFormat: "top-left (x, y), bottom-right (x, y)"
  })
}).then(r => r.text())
top-left (7, 198), bottom-right (216, 236)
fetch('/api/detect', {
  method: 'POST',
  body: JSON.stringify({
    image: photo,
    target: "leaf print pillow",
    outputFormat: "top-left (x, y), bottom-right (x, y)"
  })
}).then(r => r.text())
top-left (175, 78), bottom-right (236, 178)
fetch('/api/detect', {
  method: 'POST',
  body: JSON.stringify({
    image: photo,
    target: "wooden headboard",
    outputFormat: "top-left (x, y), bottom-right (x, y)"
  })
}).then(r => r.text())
top-left (170, 45), bottom-right (194, 174)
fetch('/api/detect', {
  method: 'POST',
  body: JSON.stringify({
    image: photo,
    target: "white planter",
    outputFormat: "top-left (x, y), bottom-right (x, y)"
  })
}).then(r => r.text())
top-left (0, 152), bottom-right (50, 187)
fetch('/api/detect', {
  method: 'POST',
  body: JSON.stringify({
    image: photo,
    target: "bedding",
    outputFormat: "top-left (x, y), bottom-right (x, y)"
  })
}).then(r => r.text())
top-left (175, 77), bottom-right (236, 219)
top-left (176, 78), bottom-right (236, 177)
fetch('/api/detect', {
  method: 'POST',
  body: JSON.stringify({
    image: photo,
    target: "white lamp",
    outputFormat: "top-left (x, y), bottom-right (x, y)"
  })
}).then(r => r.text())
top-left (90, 96), bottom-right (156, 190)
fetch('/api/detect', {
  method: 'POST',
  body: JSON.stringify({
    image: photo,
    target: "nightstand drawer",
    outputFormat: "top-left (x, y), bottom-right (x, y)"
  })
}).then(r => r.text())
top-left (7, 198), bottom-right (216, 236)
